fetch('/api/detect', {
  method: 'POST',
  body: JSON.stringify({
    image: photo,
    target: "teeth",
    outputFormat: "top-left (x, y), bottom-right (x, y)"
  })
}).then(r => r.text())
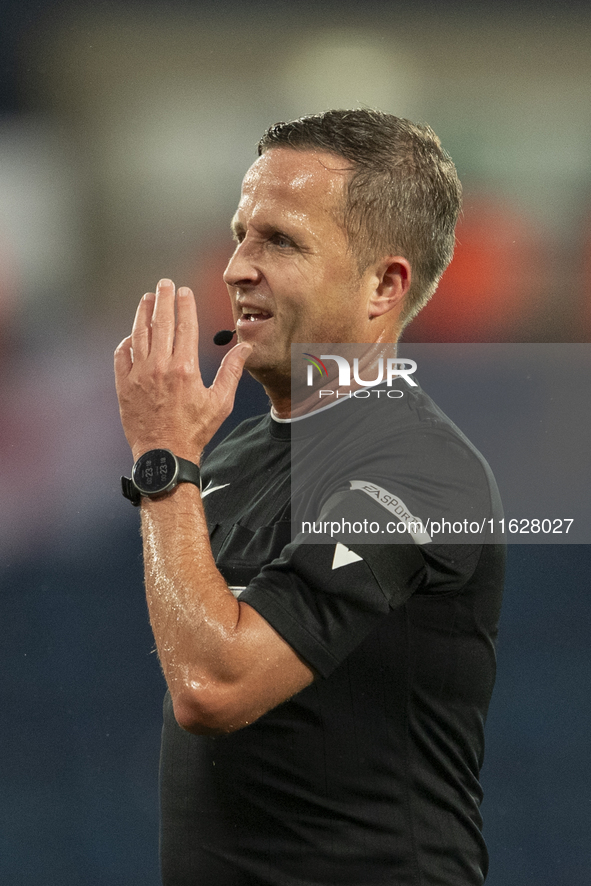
top-left (242, 308), bottom-right (269, 319)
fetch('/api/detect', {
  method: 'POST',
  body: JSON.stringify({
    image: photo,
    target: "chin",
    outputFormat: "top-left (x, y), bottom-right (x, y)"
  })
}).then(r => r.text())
top-left (244, 350), bottom-right (290, 386)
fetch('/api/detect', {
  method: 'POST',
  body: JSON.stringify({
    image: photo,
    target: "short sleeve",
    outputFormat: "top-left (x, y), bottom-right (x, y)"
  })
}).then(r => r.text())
top-left (240, 537), bottom-right (425, 678)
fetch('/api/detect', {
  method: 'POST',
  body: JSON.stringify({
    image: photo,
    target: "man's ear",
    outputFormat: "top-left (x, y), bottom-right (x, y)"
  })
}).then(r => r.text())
top-left (367, 256), bottom-right (412, 319)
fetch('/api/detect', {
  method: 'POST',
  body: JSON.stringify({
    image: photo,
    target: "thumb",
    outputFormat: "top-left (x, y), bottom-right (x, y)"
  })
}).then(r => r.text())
top-left (114, 335), bottom-right (133, 385)
top-left (211, 342), bottom-right (253, 403)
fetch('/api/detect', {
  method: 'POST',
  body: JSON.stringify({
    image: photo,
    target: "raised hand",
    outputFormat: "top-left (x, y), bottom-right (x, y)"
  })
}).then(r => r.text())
top-left (114, 278), bottom-right (251, 463)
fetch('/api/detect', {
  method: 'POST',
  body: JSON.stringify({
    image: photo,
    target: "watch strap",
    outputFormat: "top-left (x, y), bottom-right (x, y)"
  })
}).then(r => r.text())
top-left (121, 474), bottom-right (142, 506)
top-left (174, 455), bottom-right (202, 490)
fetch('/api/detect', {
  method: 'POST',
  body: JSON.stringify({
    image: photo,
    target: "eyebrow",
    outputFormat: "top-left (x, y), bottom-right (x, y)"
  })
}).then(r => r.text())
top-left (230, 217), bottom-right (295, 241)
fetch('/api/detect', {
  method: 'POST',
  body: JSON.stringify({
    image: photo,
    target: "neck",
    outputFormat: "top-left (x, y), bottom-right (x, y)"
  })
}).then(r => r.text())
top-left (265, 339), bottom-right (400, 420)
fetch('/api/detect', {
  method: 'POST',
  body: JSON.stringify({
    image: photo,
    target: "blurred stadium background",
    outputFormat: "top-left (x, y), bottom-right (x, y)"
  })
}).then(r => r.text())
top-left (1, 0), bottom-right (590, 882)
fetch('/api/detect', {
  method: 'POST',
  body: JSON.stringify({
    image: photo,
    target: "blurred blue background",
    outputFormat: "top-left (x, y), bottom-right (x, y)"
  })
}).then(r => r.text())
top-left (1, 0), bottom-right (590, 882)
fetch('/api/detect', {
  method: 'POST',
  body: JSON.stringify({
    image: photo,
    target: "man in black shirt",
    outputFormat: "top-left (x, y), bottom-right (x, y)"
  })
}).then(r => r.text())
top-left (115, 110), bottom-right (504, 885)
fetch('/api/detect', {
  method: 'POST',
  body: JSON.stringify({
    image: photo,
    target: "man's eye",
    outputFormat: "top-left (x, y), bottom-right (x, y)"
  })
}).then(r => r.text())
top-left (272, 234), bottom-right (293, 248)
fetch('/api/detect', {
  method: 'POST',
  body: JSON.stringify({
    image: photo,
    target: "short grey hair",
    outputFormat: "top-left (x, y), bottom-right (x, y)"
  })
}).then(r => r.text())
top-left (258, 109), bottom-right (462, 326)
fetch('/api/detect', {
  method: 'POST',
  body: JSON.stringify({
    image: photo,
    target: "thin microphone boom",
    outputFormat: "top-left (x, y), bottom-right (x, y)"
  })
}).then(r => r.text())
top-left (213, 329), bottom-right (236, 346)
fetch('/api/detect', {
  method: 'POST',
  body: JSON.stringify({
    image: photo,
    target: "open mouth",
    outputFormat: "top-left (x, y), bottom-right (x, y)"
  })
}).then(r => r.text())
top-left (236, 306), bottom-right (273, 327)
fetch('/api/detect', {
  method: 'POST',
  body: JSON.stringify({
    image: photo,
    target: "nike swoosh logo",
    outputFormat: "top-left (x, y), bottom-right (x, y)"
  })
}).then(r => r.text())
top-left (201, 481), bottom-right (230, 499)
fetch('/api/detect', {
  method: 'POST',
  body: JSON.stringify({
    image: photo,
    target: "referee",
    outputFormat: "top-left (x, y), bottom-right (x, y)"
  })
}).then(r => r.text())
top-left (115, 109), bottom-right (505, 885)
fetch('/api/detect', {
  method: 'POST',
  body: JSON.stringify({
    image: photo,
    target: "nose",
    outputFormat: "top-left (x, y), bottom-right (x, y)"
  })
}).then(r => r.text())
top-left (223, 239), bottom-right (262, 288)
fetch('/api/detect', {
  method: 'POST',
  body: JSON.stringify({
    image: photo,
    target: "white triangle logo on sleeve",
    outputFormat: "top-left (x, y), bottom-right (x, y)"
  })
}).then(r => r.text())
top-left (332, 543), bottom-right (363, 570)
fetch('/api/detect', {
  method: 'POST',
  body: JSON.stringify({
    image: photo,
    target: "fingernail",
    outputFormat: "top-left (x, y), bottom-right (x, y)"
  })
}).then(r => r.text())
top-left (143, 292), bottom-right (155, 301)
top-left (178, 287), bottom-right (190, 297)
top-left (158, 278), bottom-right (173, 288)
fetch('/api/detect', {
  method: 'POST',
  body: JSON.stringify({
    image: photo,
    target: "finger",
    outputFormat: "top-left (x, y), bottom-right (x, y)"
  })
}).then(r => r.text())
top-left (173, 287), bottom-right (199, 366)
top-left (131, 292), bottom-right (155, 360)
top-left (211, 342), bottom-right (253, 410)
top-left (114, 335), bottom-right (133, 386)
top-left (150, 278), bottom-right (176, 357)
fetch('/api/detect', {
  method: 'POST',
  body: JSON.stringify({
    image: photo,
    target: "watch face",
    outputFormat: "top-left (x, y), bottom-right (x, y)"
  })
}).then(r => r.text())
top-left (133, 449), bottom-right (178, 495)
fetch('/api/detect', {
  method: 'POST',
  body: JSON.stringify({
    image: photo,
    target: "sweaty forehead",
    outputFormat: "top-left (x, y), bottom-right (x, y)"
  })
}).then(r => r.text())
top-left (237, 148), bottom-right (351, 218)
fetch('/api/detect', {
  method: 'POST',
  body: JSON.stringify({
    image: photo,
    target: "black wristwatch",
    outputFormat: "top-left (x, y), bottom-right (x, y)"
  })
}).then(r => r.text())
top-left (121, 449), bottom-right (201, 506)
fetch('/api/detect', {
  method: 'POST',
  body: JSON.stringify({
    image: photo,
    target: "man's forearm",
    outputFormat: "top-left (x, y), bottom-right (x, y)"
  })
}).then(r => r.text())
top-left (139, 483), bottom-right (248, 730)
top-left (142, 484), bottom-right (237, 643)
top-left (139, 483), bottom-right (313, 734)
